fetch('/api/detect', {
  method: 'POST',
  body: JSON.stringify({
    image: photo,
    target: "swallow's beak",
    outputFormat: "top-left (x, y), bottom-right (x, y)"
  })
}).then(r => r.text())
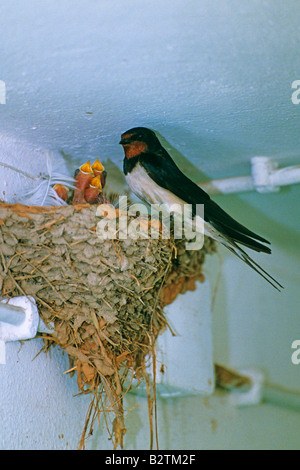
top-left (90, 175), bottom-right (102, 190)
top-left (119, 138), bottom-right (130, 145)
top-left (80, 160), bottom-right (93, 174)
top-left (92, 158), bottom-right (105, 173)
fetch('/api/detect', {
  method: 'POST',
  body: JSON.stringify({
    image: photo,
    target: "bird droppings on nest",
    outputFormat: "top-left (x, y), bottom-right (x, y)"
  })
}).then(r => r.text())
top-left (0, 159), bottom-right (216, 449)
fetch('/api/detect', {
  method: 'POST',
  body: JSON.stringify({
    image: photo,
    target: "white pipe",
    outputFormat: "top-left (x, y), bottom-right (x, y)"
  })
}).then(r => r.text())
top-left (0, 302), bottom-right (26, 326)
top-left (226, 368), bottom-right (300, 413)
top-left (0, 298), bottom-right (53, 333)
top-left (0, 296), bottom-right (40, 364)
top-left (199, 175), bottom-right (254, 195)
top-left (198, 157), bottom-right (300, 195)
top-left (271, 165), bottom-right (300, 187)
top-left (263, 384), bottom-right (300, 412)
top-left (0, 296), bottom-right (39, 343)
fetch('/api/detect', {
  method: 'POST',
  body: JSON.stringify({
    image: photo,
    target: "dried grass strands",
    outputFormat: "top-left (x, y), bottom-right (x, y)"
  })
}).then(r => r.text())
top-left (0, 200), bottom-right (216, 448)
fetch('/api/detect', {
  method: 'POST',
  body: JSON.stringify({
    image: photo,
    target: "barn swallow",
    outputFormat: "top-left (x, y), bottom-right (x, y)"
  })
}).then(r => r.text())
top-left (119, 127), bottom-right (283, 291)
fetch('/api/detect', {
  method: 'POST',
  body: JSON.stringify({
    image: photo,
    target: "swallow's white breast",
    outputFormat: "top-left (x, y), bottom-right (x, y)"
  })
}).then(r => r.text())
top-left (125, 162), bottom-right (185, 211)
top-left (125, 162), bottom-right (224, 243)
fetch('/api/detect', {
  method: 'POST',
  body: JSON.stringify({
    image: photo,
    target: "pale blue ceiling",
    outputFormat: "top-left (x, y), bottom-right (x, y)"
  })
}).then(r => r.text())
top-left (1, 0), bottom-right (300, 181)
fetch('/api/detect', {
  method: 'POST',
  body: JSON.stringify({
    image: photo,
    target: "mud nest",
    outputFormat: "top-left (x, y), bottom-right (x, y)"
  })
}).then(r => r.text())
top-left (0, 201), bottom-right (216, 449)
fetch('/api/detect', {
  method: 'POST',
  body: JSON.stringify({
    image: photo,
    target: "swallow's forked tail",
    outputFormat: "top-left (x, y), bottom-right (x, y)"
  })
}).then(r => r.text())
top-left (222, 239), bottom-right (284, 291)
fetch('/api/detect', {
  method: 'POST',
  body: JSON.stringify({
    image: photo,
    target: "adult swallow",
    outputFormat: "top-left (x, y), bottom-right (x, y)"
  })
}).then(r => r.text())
top-left (119, 126), bottom-right (283, 291)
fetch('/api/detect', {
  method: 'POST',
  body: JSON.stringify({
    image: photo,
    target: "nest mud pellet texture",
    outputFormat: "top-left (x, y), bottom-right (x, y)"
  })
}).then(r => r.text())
top-left (0, 201), bottom-right (216, 449)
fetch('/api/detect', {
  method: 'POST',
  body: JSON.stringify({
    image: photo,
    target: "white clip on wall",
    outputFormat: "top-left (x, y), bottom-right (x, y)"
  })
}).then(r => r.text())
top-left (0, 296), bottom-right (40, 364)
top-left (227, 367), bottom-right (265, 407)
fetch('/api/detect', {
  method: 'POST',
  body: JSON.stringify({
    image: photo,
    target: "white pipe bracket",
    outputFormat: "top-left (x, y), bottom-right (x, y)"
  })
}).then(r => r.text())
top-left (251, 156), bottom-right (280, 193)
top-left (0, 295), bottom-right (39, 342)
top-left (228, 367), bottom-right (264, 407)
top-left (0, 296), bottom-right (39, 364)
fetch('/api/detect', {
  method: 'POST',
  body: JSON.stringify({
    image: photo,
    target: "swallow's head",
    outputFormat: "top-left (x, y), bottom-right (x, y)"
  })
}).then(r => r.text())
top-left (119, 127), bottom-right (160, 158)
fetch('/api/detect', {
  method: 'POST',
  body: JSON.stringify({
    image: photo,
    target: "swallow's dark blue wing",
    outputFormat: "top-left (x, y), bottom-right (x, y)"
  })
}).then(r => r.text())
top-left (139, 150), bottom-right (209, 204)
top-left (139, 150), bottom-right (271, 253)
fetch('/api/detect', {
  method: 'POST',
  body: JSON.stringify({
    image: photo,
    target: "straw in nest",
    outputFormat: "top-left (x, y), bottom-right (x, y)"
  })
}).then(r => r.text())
top-left (0, 200), bottom-right (216, 449)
